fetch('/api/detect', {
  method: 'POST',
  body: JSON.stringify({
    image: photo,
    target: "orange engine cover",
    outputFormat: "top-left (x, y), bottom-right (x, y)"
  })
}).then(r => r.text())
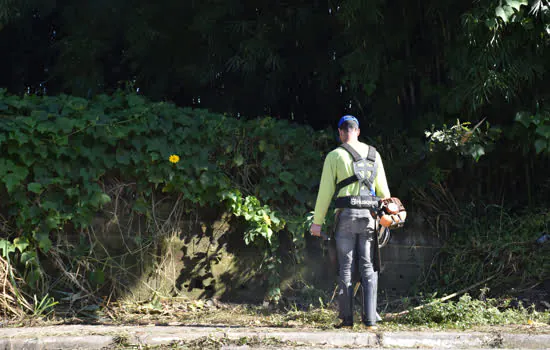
top-left (379, 198), bottom-right (406, 228)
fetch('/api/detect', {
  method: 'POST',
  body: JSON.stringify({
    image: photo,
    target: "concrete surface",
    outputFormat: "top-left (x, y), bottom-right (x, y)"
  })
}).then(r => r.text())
top-left (0, 325), bottom-right (549, 349)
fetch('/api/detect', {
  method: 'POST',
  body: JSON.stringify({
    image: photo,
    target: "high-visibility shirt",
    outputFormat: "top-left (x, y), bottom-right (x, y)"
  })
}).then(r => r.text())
top-left (313, 141), bottom-right (391, 225)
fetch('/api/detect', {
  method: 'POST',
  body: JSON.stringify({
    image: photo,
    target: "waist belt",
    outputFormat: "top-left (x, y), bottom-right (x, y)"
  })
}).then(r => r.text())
top-left (335, 196), bottom-right (379, 209)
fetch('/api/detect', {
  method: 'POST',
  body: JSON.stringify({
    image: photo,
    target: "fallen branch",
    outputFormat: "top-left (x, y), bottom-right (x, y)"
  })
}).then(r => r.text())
top-left (385, 274), bottom-right (498, 319)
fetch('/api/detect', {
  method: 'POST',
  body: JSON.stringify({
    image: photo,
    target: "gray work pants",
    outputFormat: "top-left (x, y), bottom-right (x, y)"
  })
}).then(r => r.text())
top-left (335, 208), bottom-right (378, 325)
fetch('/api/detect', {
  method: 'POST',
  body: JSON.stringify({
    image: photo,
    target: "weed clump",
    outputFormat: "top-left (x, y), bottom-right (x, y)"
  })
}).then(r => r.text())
top-left (394, 293), bottom-right (549, 328)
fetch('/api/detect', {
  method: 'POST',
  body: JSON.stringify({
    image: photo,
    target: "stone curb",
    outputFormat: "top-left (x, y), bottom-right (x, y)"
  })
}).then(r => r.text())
top-left (0, 325), bottom-right (548, 349)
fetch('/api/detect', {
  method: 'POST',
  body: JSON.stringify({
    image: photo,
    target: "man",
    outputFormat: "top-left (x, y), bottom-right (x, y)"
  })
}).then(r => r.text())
top-left (310, 115), bottom-right (390, 329)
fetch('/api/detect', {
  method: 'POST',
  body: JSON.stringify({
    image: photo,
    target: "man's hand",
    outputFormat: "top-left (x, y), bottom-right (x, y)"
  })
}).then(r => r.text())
top-left (309, 223), bottom-right (322, 237)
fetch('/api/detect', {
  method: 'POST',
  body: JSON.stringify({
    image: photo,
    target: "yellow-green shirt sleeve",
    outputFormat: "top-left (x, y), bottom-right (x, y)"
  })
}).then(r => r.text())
top-left (374, 152), bottom-right (391, 199)
top-left (313, 153), bottom-right (336, 225)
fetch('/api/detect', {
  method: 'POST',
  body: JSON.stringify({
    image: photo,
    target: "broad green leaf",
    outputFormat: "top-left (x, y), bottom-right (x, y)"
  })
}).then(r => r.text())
top-left (13, 237), bottom-right (30, 253)
top-left (130, 152), bottom-right (145, 164)
top-left (470, 144), bottom-right (486, 161)
top-left (21, 251), bottom-right (37, 266)
top-left (259, 140), bottom-right (267, 152)
top-left (9, 130), bottom-right (29, 145)
top-left (0, 159), bottom-right (15, 176)
top-left (48, 102), bottom-right (61, 114)
top-left (270, 216), bottom-right (281, 226)
top-left (4, 173), bottom-right (23, 192)
top-left (66, 188), bottom-right (80, 198)
top-left (33, 232), bottom-right (52, 253)
top-left (535, 125), bottom-right (550, 138)
top-left (514, 111), bottom-right (532, 128)
top-left (506, 0), bottom-right (527, 11)
top-left (28, 182), bottom-right (43, 193)
top-left (199, 172), bottom-right (211, 186)
top-left (90, 192), bottom-right (111, 208)
top-left (55, 117), bottom-right (76, 133)
top-left (496, 6), bottom-right (509, 22)
top-left (150, 152), bottom-right (160, 161)
top-left (25, 268), bottom-right (41, 287)
top-left (116, 149), bottom-right (131, 165)
top-left (221, 190), bottom-right (234, 201)
top-left (148, 174), bottom-right (164, 184)
top-left (279, 171), bottom-right (294, 183)
top-left (35, 120), bottom-right (56, 133)
top-left (127, 94), bottom-right (145, 107)
top-left (162, 183), bottom-right (175, 193)
top-left (131, 137), bottom-right (145, 151)
top-left (65, 97), bottom-right (89, 111)
top-left (45, 215), bottom-right (60, 229)
top-left (57, 135), bottom-right (69, 146)
top-left (503, 5), bottom-right (515, 19)
top-left (534, 139), bottom-right (548, 154)
top-left (24, 113), bottom-right (40, 127)
top-left (233, 154), bottom-right (245, 166)
top-left (18, 147), bottom-right (35, 166)
top-left (0, 239), bottom-right (15, 257)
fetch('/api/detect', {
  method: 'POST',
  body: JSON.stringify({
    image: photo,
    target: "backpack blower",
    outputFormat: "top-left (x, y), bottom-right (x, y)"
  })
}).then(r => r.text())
top-left (376, 197), bottom-right (407, 248)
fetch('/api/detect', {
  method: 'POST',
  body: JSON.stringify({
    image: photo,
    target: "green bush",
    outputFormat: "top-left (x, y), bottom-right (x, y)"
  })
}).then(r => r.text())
top-left (0, 89), bottom-right (334, 306)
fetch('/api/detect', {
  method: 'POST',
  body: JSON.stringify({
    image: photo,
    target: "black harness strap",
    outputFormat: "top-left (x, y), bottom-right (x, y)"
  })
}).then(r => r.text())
top-left (334, 176), bottom-right (357, 194)
top-left (335, 144), bottom-right (378, 195)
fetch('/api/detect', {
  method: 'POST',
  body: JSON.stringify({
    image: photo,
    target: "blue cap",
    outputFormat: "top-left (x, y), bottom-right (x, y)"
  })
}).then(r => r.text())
top-left (338, 115), bottom-right (359, 129)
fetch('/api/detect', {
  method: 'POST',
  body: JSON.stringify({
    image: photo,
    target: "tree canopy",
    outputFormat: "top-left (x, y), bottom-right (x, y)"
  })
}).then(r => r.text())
top-left (1, 0), bottom-right (549, 205)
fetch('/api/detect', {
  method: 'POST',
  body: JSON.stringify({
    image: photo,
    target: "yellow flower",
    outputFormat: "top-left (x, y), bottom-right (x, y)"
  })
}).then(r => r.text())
top-left (263, 214), bottom-right (271, 225)
top-left (169, 154), bottom-right (180, 164)
top-left (527, 319), bottom-right (534, 325)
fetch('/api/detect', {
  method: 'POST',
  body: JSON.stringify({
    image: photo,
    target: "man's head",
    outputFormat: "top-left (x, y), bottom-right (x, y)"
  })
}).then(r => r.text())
top-left (338, 115), bottom-right (360, 143)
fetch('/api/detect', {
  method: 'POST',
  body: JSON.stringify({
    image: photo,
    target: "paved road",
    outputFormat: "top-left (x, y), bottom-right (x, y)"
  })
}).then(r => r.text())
top-left (0, 324), bottom-right (549, 349)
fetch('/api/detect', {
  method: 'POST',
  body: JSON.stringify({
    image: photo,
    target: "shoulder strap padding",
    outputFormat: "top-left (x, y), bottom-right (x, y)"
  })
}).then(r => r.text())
top-left (339, 143), bottom-right (363, 162)
top-left (367, 146), bottom-right (377, 163)
top-left (339, 143), bottom-right (377, 162)
top-left (335, 144), bottom-right (378, 194)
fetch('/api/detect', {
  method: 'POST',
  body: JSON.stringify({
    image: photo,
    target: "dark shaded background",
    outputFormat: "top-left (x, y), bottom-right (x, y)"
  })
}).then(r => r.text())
top-left (1, 0), bottom-right (549, 207)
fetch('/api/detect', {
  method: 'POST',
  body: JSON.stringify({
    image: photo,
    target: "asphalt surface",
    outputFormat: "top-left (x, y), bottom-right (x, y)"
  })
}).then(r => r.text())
top-left (0, 324), bottom-right (549, 349)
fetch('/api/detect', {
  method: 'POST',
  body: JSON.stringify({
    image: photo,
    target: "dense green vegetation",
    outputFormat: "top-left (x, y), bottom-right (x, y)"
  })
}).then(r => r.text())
top-left (0, 0), bottom-right (548, 321)
top-left (0, 91), bottom-right (337, 311)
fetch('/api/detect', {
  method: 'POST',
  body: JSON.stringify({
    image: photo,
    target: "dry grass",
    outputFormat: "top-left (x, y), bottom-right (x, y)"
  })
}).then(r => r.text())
top-left (3, 293), bottom-right (549, 336)
top-left (412, 182), bottom-right (461, 237)
top-left (0, 255), bottom-right (31, 319)
top-left (99, 297), bottom-right (337, 328)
